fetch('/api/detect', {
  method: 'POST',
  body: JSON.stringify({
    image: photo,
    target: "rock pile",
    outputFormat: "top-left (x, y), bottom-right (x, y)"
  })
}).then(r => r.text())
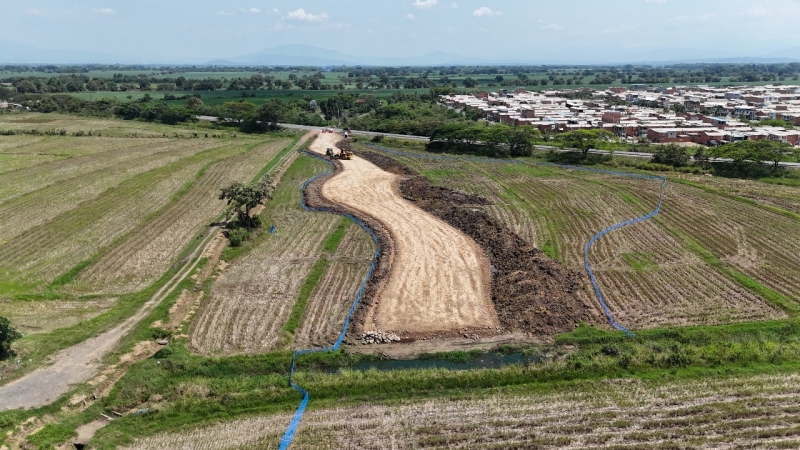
top-left (360, 330), bottom-right (401, 345)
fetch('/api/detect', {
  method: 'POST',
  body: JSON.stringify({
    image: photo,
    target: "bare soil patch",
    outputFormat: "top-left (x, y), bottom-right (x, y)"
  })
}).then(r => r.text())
top-left (306, 133), bottom-right (498, 338)
top-left (358, 149), bottom-right (603, 336)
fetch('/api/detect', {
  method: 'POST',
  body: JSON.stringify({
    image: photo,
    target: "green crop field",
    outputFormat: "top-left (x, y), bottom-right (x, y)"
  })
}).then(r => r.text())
top-left (2, 121), bottom-right (800, 450)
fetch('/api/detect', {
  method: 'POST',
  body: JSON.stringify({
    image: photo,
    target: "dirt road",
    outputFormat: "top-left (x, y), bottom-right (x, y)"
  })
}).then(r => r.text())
top-left (308, 134), bottom-right (497, 333)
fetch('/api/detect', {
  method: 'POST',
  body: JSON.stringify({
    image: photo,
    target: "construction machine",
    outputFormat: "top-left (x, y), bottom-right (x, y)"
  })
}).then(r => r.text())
top-left (326, 147), bottom-right (353, 160)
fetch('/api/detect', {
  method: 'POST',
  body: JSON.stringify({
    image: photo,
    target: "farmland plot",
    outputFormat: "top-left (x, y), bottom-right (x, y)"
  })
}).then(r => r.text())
top-left (0, 113), bottom-right (207, 138)
top-left (121, 371), bottom-right (800, 450)
top-left (0, 297), bottom-right (117, 335)
top-left (661, 183), bottom-right (800, 300)
top-left (190, 155), bottom-right (340, 355)
top-left (360, 145), bottom-right (788, 328)
top-left (0, 137), bottom-right (183, 201)
top-left (293, 223), bottom-right (377, 349)
top-left (76, 139), bottom-right (290, 294)
top-left (0, 139), bottom-right (221, 244)
top-left (0, 139), bottom-right (269, 291)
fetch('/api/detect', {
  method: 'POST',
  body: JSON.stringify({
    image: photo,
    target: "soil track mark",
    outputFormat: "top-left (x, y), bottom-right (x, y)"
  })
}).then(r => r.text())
top-left (307, 133), bottom-right (498, 336)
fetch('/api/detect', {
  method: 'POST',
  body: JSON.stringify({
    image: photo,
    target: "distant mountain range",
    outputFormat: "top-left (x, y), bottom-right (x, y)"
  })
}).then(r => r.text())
top-left (2, 41), bottom-right (800, 66)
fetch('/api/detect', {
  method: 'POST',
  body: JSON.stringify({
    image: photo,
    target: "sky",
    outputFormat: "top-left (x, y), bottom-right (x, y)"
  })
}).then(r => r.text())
top-left (4, 0), bottom-right (800, 64)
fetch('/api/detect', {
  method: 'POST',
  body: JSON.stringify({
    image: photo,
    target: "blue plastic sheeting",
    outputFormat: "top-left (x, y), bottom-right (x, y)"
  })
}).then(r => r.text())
top-left (363, 144), bottom-right (667, 335)
top-left (279, 151), bottom-right (380, 450)
top-left (270, 224), bottom-right (276, 234)
top-left (278, 146), bottom-right (666, 448)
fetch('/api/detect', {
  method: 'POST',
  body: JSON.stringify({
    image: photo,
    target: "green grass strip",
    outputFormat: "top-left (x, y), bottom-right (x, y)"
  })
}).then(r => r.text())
top-left (281, 258), bottom-right (330, 338)
top-left (322, 216), bottom-right (350, 254)
top-left (663, 221), bottom-right (799, 316)
top-left (251, 134), bottom-right (301, 182)
top-left (670, 177), bottom-right (800, 222)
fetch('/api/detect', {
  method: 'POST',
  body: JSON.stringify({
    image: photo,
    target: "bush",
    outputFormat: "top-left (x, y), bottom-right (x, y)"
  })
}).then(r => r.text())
top-left (228, 228), bottom-right (250, 247)
top-left (651, 144), bottom-right (690, 167)
top-left (0, 316), bottom-right (21, 360)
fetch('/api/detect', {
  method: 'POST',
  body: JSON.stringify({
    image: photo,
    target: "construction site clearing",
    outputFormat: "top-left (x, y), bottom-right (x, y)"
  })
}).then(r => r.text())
top-left (304, 132), bottom-right (601, 353)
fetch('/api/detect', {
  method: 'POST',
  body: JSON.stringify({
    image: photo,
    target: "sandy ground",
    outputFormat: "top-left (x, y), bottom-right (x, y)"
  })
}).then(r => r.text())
top-left (308, 133), bottom-right (497, 333)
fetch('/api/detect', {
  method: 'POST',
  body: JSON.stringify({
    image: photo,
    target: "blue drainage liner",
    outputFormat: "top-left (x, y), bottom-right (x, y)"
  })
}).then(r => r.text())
top-left (278, 146), bottom-right (666, 447)
top-left (363, 144), bottom-right (667, 335)
top-left (278, 151), bottom-right (380, 449)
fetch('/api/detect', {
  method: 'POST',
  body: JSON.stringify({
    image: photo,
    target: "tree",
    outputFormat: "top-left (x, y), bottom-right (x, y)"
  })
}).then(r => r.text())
top-left (651, 143), bottom-right (690, 167)
top-left (558, 129), bottom-right (616, 159)
top-left (247, 99), bottom-right (284, 131)
top-left (185, 96), bottom-right (203, 109)
top-left (219, 176), bottom-right (274, 227)
top-left (0, 317), bottom-right (21, 360)
top-left (495, 75), bottom-right (504, 82)
top-left (753, 140), bottom-right (800, 171)
top-left (709, 140), bottom-right (799, 172)
top-left (462, 77), bottom-right (478, 88)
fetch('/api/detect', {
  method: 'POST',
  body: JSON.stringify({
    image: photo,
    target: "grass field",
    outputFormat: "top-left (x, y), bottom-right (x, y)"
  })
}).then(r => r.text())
top-left (118, 370), bottom-right (800, 449)
top-left (3, 124), bottom-right (800, 449)
top-left (189, 154), bottom-right (342, 355)
top-left (366, 143), bottom-right (790, 329)
top-left (0, 113), bottom-right (298, 384)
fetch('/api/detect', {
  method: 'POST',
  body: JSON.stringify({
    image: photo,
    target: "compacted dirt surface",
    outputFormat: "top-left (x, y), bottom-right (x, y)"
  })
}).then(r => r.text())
top-left (356, 147), bottom-right (603, 337)
top-left (307, 133), bottom-right (498, 337)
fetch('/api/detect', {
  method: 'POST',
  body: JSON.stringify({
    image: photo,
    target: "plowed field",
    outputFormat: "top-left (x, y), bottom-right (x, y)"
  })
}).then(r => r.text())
top-left (358, 145), bottom-right (787, 329)
top-left (189, 155), bottom-right (340, 355)
top-left (293, 223), bottom-right (376, 349)
top-left (120, 371), bottom-right (800, 450)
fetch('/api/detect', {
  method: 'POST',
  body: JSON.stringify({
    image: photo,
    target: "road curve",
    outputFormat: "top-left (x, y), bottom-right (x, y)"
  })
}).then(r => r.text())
top-left (308, 133), bottom-right (497, 334)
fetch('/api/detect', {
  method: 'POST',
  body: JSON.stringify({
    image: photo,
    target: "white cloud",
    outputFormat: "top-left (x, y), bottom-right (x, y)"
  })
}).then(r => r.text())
top-left (473, 7), bottom-right (501, 17)
top-left (542, 23), bottom-right (564, 31)
top-left (407, 13), bottom-right (416, 20)
top-left (675, 12), bottom-right (714, 23)
top-left (480, 27), bottom-right (489, 32)
top-left (241, 8), bottom-right (260, 13)
top-left (450, 2), bottom-right (459, 8)
top-left (286, 8), bottom-right (328, 22)
top-left (272, 8), bottom-right (279, 14)
top-left (645, 0), bottom-right (666, 3)
top-left (94, 8), bottom-right (116, 15)
top-left (413, 0), bottom-right (437, 8)
top-left (217, 11), bottom-right (234, 16)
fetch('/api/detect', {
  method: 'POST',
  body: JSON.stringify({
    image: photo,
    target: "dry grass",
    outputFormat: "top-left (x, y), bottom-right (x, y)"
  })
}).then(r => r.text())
top-left (75, 140), bottom-right (290, 294)
top-left (293, 223), bottom-right (376, 349)
top-left (120, 371), bottom-right (800, 449)
top-left (371, 152), bottom-right (787, 329)
top-left (0, 139), bottom-right (221, 245)
top-left (189, 156), bottom-right (339, 355)
top-left (0, 140), bottom-right (253, 290)
top-left (0, 297), bottom-right (117, 335)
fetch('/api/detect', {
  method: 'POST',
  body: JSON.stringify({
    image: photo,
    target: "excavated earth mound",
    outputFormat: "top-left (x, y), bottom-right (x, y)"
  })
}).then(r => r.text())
top-left (357, 147), bottom-right (602, 336)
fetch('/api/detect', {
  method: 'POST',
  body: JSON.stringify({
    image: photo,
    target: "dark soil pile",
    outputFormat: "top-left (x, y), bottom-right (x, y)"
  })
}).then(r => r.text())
top-left (360, 150), bottom-right (601, 336)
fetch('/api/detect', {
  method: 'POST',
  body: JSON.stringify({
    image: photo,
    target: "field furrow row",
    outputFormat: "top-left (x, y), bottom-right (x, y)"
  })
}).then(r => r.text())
top-left (78, 140), bottom-right (289, 293)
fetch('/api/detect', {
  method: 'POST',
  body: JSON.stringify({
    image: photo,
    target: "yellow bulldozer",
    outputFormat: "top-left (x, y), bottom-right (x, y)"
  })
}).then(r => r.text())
top-left (326, 147), bottom-right (353, 160)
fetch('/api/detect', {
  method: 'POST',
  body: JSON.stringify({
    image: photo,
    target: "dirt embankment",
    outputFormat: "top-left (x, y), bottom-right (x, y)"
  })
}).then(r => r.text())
top-left (305, 134), bottom-right (498, 341)
top-left (357, 148), bottom-right (602, 336)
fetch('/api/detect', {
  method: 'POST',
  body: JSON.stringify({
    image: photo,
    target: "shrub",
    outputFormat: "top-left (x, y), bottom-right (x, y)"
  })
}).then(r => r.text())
top-left (228, 228), bottom-right (250, 247)
top-left (0, 316), bottom-right (21, 360)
